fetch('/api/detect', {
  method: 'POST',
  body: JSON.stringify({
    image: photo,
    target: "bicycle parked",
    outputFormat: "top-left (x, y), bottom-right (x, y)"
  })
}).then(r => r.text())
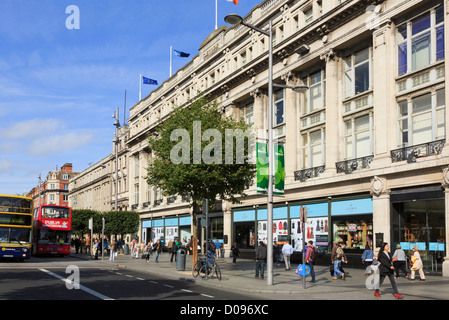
top-left (192, 251), bottom-right (221, 281)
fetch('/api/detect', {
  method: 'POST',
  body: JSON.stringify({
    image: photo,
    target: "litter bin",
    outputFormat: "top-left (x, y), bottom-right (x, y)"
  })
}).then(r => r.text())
top-left (124, 243), bottom-right (129, 255)
top-left (176, 248), bottom-right (186, 271)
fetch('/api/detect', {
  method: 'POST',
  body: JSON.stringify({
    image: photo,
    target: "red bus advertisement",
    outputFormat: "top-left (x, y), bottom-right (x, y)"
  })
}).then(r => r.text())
top-left (32, 205), bottom-right (71, 256)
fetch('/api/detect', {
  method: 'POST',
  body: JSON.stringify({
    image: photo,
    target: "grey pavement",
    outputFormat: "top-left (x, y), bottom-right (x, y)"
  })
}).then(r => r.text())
top-left (70, 249), bottom-right (449, 300)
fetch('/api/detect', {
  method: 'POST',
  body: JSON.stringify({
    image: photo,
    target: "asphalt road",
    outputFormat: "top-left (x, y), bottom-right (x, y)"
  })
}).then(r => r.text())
top-left (0, 255), bottom-right (263, 301)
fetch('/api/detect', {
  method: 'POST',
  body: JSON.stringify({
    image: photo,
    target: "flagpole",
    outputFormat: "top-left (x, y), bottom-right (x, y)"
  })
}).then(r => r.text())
top-left (215, 0), bottom-right (218, 30)
top-left (139, 74), bottom-right (142, 101)
top-left (170, 46), bottom-right (173, 77)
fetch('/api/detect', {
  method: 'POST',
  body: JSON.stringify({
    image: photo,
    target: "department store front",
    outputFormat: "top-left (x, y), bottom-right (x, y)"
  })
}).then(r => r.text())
top-left (141, 215), bottom-right (192, 249)
top-left (231, 194), bottom-right (373, 265)
top-left (391, 185), bottom-right (446, 274)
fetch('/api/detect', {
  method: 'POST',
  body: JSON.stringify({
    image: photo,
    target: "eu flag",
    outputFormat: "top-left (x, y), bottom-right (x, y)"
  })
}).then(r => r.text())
top-left (142, 77), bottom-right (158, 85)
top-left (173, 49), bottom-right (190, 58)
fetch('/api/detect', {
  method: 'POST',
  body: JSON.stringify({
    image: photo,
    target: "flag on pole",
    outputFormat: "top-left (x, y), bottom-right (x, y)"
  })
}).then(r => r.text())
top-left (173, 49), bottom-right (190, 58)
top-left (142, 77), bottom-right (158, 85)
top-left (226, 0), bottom-right (239, 4)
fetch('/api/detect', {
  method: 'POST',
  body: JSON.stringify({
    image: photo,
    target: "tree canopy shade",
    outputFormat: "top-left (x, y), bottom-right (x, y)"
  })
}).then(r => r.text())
top-left (71, 209), bottom-right (139, 238)
top-left (145, 93), bottom-right (256, 209)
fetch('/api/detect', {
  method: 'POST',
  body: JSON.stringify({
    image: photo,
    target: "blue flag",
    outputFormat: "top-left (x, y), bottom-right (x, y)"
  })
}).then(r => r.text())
top-left (173, 49), bottom-right (190, 58)
top-left (142, 77), bottom-right (158, 85)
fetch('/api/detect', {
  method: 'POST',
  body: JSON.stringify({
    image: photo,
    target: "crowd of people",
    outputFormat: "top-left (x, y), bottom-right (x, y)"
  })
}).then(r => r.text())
top-left (251, 239), bottom-right (429, 300)
top-left (72, 235), bottom-right (429, 299)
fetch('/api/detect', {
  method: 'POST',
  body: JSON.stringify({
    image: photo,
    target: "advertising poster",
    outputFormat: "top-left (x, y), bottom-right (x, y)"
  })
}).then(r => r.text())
top-left (291, 217), bottom-right (328, 252)
top-left (256, 142), bottom-right (268, 194)
top-left (274, 144), bottom-right (285, 195)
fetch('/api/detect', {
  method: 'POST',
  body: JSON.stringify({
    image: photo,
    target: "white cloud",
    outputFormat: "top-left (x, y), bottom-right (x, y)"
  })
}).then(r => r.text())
top-left (28, 131), bottom-right (93, 156)
top-left (0, 118), bottom-right (65, 140)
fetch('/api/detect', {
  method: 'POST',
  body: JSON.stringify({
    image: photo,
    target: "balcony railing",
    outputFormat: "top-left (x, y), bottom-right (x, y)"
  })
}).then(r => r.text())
top-left (390, 139), bottom-right (445, 163)
top-left (294, 165), bottom-right (325, 182)
top-left (336, 155), bottom-right (374, 174)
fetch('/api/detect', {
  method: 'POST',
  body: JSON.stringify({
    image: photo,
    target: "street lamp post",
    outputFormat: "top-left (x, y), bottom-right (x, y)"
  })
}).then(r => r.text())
top-left (112, 107), bottom-right (120, 211)
top-left (225, 14), bottom-right (308, 286)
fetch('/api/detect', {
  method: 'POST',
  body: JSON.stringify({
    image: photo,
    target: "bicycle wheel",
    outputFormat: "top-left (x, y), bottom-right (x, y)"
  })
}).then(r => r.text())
top-left (214, 263), bottom-right (222, 281)
top-left (192, 260), bottom-right (201, 278)
top-left (198, 264), bottom-right (208, 279)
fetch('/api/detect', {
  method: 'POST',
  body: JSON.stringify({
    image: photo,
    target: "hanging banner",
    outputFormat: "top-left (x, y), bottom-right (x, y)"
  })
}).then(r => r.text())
top-left (274, 144), bottom-right (285, 195)
top-left (257, 142), bottom-right (285, 194)
top-left (256, 142), bottom-right (269, 193)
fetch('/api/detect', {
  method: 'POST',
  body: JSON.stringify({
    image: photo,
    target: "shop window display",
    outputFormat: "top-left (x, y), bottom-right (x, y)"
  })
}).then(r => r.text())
top-left (332, 216), bottom-right (373, 250)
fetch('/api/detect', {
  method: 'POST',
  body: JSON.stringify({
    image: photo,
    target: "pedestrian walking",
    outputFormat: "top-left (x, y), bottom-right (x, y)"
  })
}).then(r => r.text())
top-left (361, 244), bottom-right (374, 276)
top-left (153, 239), bottom-right (162, 263)
top-left (392, 244), bottom-right (409, 279)
top-left (331, 242), bottom-right (347, 280)
top-left (93, 239), bottom-right (99, 260)
top-left (409, 245), bottom-right (426, 281)
top-left (85, 236), bottom-right (91, 254)
top-left (144, 241), bottom-right (153, 262)
top-left (282, 241), bottom-right (294, 270)
top-left (255, 241), bottom-right (267, 279)
top-left (170, 239), bottom-right (178, 263)
top-left (109, 240), bottom-right (117, 261)
top-left (74, 236), bottom-right (81, 254)
top-left (230, 242), bottom-right (240, 266)
top-left (305, 241), bottom-right (316, 282)
top-left (273, 242), bottom-right (282, 266)
top-left (374, 242), bottom-right (404, 299)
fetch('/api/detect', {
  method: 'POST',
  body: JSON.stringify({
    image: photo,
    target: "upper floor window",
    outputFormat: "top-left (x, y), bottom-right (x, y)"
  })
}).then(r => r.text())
top-left (302, 69), bottom-right (326, 114)
top-left (301, 129), bottom-right (325, 169)
top-left (397, 6), bottom-right (445, 76)
top-left (344, 115), bottom-right (372, 159)
top-left (243, 103), bottom-right (254, 125)
top-left (274, 90), bottom-right (284, 126)
top-left (398, 88), bottom-right (446, 147)
top-left (343, 48), bottom-right (372, 99)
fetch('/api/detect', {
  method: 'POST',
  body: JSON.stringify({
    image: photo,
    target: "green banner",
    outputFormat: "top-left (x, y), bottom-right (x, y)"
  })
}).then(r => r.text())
top-left (256, 142), bottom-right (285, 195)
top-left (256, 142), bottom-right (268, 193)
top-left (274, 144), bottom-right (285, 195)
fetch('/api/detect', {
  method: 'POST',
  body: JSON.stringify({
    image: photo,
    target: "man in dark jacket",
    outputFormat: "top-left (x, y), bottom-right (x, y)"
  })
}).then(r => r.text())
top-left (170, 239), bottom-right (178, 263)
top-left (255, 241), bottom-right (267, 279)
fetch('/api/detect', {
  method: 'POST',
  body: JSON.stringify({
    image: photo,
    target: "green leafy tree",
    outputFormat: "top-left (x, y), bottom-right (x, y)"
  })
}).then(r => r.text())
top-left (103, 210), bottom-right (139, 240)
top-left (146, 93), bottom-right (256, 241)
top-left (71, 209), bottom-right (102, 236)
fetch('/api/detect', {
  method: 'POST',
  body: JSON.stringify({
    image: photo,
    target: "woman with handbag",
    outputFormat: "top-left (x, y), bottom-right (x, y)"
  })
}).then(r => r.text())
top-left (409, 246), bottom-right (425, 281)
top-left (374, 242), bottom-right (404, 299)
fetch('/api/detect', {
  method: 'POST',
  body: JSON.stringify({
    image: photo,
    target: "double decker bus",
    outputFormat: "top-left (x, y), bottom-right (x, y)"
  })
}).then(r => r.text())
top-left (0, 195), bottom-right (33, 261)
top-left (32, 205), bottom-right (71, 256)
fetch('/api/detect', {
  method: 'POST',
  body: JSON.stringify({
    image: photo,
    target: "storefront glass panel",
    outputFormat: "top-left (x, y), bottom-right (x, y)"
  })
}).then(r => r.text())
top-left (392, 200), bottom-right (446, 273)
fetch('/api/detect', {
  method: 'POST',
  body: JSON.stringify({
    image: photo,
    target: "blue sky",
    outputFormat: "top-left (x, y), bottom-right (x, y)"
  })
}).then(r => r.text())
top-left (0, 0), bottom-right (259, 195)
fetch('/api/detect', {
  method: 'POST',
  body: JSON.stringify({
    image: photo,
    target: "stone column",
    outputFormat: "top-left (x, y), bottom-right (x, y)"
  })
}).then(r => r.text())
top-left (443, 0), bottom-right (449, 155)
top-left (441, 167), bottom-right (449, 277)
top-left (371, 176), bottom-right (390, 254)
top-left (282, 71), bottom-right (298, 183)
top-left (372, 20), bottom-right (395, 167)
top-left (250, 88), bottom-right (265, 140)
top-left (222, 200), bottom-right (233, 256)
top-left (321, 49), bottom-right (338, 175)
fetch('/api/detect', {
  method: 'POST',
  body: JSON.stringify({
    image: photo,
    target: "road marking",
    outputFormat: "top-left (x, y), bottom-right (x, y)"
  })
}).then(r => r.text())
top-left (149, 280), bottom-right (158, 284)
top-left (201, 293), bottom-right (214, 298)
top-left (39, 268), bottom-right (114, 300)
top-left (125, 275), bottom-right (133, 278)
top-left (137, 277), bottom-right (145, 280)
top-left (163, 284), bottom-right (174, 288)
top-left (181, 289), bottom-right (193, 293)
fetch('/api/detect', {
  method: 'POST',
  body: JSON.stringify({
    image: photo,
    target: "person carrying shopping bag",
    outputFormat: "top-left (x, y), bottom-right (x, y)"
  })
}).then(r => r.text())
top-left (409, 245), bottom-right (426, 281)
